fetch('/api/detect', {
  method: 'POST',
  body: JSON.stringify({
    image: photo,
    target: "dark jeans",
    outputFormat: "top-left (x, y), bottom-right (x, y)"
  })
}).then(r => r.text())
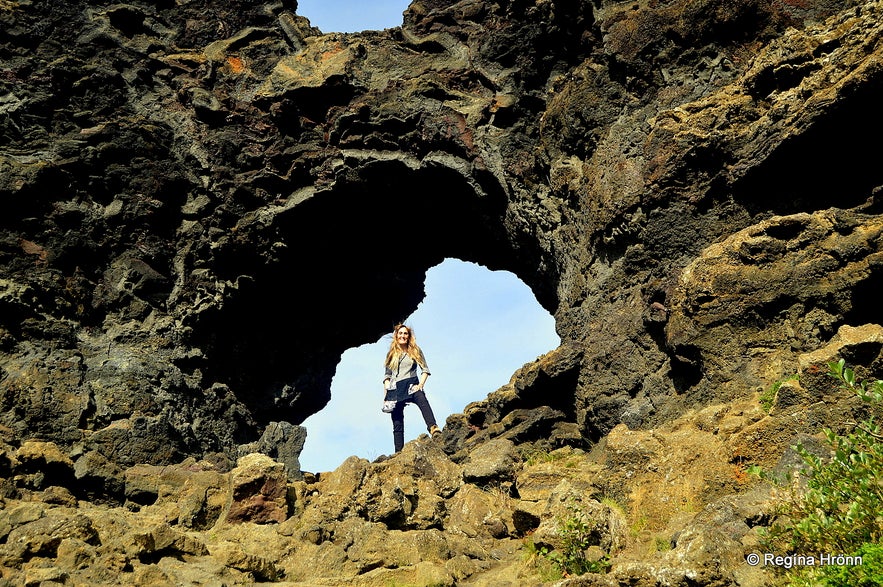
top-left (391, 390), bottom-right (437, 452)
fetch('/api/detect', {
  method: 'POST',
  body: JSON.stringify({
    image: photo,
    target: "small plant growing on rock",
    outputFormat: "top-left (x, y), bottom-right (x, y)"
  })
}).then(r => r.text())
top-left (531, 502), bottom-right (612, 578)
top-left (758, 359), bottom-right (883, 587)
top-left (760, 373), bottom-right (800, 413)
top-left (654, 535), bottom-right (672, 552)
top-left (522, 538), bottom-right (566, 582)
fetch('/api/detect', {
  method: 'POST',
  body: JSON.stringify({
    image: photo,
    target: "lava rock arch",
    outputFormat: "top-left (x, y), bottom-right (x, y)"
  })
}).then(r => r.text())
top-left (3, 0), bottom-right (883, 496)
top-left (188, 152), bottom-right (556, 426)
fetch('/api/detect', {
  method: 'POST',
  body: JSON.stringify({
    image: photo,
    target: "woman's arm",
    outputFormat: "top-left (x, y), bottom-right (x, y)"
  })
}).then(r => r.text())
top-left (416, 349), bottom-right (430, 391)
top-left (383, 364), bottom-right (393, 393)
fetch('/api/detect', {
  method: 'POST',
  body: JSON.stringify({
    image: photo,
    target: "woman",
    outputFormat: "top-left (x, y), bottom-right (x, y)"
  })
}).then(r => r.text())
top-left (382, 324), bottom-right (440, 452)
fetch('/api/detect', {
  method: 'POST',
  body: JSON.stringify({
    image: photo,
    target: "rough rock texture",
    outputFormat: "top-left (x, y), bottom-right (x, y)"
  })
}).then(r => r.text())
top-left (2, 0), bottom-right (883, 584)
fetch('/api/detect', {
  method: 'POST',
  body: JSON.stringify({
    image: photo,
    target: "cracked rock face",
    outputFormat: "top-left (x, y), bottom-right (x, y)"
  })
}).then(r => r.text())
top-left (2, 0), bottom-right (883, 495)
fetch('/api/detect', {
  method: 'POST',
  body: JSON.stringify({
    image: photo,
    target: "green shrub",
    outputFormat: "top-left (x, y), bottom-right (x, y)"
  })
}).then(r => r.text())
top-left (522, 538), bottom-right (568, 582)
top-left (813, 542), bottom-right (883, 587)
top-left (786, 360), bottom-right (883, 552)
top-left (542, 502), bottom-right (611, 577)
top-left (760, 359), bottom-right (883, 586)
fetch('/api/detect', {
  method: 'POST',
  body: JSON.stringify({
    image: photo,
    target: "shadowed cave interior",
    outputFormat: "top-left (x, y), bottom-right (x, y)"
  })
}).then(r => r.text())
top-left (187, 158), bottom-right (564, 434)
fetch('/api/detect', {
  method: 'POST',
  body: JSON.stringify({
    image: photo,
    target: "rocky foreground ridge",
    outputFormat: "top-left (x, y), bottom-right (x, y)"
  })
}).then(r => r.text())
top-left (1, 327), bottom-right (881, 586)
top-left (2, 0), bottom-right (883, 584)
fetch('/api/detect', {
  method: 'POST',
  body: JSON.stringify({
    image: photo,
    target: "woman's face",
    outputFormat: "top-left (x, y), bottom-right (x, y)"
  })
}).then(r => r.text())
top-left (396, 327), bottom-right (411, 346)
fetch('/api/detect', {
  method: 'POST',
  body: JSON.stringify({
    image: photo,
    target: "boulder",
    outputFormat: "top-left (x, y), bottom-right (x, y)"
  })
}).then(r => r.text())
top-left (225, 453), bottom-right (290, 524)
top-left (462, 438), bottom-right (520, 484)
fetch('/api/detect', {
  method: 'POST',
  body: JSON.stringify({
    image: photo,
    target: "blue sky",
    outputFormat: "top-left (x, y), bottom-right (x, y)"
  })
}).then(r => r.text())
top-left (291, 1), bottom-right (561, 472)
top-left (299, 259), bottom-right (560, 472)
top-left (296, 0), bottom-right (411, 32)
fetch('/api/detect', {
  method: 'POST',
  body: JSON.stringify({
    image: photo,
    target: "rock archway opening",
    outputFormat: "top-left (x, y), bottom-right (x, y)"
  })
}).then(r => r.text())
top-left (189, 157), bottom-right (561, 445)
top-left (298, 257), bottom-right (561, 472)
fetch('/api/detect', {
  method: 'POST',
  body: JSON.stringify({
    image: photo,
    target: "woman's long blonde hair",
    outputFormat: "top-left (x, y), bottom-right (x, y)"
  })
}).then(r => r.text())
top-left (385, 324), bottom-right (427, 369)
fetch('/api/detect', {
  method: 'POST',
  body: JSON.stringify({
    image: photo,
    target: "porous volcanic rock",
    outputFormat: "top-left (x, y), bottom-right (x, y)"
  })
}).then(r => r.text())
top-left (2, 0), bottom-right (883, 583)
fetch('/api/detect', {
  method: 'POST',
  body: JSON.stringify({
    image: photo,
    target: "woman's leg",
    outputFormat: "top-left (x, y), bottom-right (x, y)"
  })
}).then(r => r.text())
top-left (411, 390), bottom-right (437, 432)
top-left (391, 402), bottom-right (406, 452)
